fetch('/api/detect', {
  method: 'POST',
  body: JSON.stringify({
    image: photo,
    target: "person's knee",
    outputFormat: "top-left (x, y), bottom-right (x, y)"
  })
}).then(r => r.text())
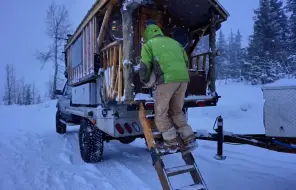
top-left (155, 117), bottom-right (172, 132)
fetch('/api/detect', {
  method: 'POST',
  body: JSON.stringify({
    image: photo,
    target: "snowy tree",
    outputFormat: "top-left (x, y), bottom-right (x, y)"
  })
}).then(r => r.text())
top-left (194, 35), bottom-right (209, 55)
top-left (269, 0), bottom-right (289, 63)
top-left (233, 30), bottom-right (244, 78)
top-left (3, 64), bottom-right (16, 105)
top-left (36, 2), bottom-right (71, 100)
top-left (36, 94), bottom-right (42, 104)
top-left (216, 29), bottom-right (244, 81)
top-left (226, 30), bottom-right (242, 79)
top-left (216, 30), bottom-right (228, 79)
top-left (286, 0), bottom-right (296, 75)
top-left (24, 84), bottom-right (33, 105)
top-left (287, 0), bottom-right (296, 51)
top-left (247, 0), bottom-right (271, 60)
top-left (246, 0), bottom-right (288, 83)
top-left (31, 82), bottom-right (40, 104)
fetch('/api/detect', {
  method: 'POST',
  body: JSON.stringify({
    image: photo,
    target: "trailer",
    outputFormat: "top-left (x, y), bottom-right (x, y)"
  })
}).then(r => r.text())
top-left (55, 0), bottom-right (229, 162)
top-left (54, 0), bottom-right (230, 189)
top-left (194, 82), bottom-right (296, 161)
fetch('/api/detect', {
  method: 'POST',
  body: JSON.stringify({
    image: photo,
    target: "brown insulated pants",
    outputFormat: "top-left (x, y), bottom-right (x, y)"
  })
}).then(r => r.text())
top-left (154, 82), bottom-right (194, 142)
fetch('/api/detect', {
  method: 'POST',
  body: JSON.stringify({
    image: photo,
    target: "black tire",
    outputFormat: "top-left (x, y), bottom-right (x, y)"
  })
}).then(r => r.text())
top-left (119, 137), bottom-right (136, 144)
top-left (56, 110), bottom-right (66, 134)
top-left (79, 119), bottom-right (104, 163)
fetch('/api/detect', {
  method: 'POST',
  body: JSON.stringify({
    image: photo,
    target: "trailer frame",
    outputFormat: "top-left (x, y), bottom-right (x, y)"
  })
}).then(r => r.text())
top-left (197, 115), bottom-right (296, 161)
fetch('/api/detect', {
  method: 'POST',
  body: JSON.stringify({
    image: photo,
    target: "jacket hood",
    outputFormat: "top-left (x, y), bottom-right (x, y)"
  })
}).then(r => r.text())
top-left (144, 24), bottom-right (164, 42)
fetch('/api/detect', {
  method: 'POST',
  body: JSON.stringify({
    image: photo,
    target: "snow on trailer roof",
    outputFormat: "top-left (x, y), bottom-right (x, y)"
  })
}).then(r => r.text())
top-left (261, 79), bottom-right (296, 90)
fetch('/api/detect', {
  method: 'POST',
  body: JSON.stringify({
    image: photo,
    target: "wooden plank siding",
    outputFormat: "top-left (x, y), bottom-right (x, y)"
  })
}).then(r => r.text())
top-left (67, 16), bottom-right (98, 86)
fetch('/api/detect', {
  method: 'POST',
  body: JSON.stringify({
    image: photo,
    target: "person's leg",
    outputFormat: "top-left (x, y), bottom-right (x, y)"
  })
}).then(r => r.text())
top-left (154, 83), bottom-right (179, 151)
top-left (168, 82), bottom-right (197, 153)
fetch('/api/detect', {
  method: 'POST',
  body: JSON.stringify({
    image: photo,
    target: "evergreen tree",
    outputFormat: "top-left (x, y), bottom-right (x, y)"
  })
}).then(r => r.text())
top-left (24, 85), bottom-right (33, 105)
top-left (269, 0), bottom-right (289, 62)
top-left (247, 0), bottom-right (288, 83)
top-left (234, 30), bottom-right (242, 50)
top-left (233, 29), bottom-right (243, 78)
top-left (227, 30), bottom-right (241, 78)
top-left (286, 0), bottom-right (296, 74)
top-left (36, 94), bottom-right (42, 104)
top-left (248, 0), bottom-right (271, 60)
top-left (216, 30), bottom-right (228, 79)
top-left (287, 0), bottom-right (296, 52)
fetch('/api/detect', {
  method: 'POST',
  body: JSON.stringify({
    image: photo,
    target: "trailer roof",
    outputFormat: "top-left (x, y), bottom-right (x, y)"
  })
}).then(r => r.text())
top-left (156, 0), bottom-right (229, 27)
top-left (65, 0), bottom-right (109, 50)
top-left (65, 0), bottom-right (229, 50)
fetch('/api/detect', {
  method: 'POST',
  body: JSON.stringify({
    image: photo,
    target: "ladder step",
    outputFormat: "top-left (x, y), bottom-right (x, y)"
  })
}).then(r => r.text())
top-left (176, 183), bottom-right (206, 190)
top-left (165, 164), bottom-right (196, 177)
top-left (152, 131), bottom-right (162, 138)
top-left (146, 114), bottom-right (155, 119)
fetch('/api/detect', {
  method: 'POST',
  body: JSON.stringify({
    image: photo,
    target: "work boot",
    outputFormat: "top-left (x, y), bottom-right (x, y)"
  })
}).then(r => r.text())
top-left (157, 138), bottom-right (180, 154)
top-left (181, 134), bottom-right (198, 154)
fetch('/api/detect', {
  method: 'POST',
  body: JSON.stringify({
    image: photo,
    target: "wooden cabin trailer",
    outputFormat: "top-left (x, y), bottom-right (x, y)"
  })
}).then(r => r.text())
top-left (56, 0), bottom-right (231, 165)
top-left (64, 0), bottom-right (229, 106)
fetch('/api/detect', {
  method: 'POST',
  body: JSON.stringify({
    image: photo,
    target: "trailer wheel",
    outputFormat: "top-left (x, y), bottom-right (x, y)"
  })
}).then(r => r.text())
top-left (79, 119), bottom-right (104, 163)
top-left (56, 110), bottom-right (66, 134)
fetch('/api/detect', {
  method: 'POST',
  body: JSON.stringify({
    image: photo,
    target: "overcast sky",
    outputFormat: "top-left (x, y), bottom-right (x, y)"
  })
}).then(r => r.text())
top-left (0, 0), bottom-right (259, 99)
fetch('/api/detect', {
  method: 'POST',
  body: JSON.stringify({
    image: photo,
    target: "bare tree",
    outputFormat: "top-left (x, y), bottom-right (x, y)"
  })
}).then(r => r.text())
top-left (31, 82), bottom-right (38, 104)
top-left (36, 94), bottom-right (42, 104)
top-left (36, 2), bottom-right (71, 99)
top-left (3, 64), bottom-right (16, 105)
top-left (46, 78), bottom-right (54, 98)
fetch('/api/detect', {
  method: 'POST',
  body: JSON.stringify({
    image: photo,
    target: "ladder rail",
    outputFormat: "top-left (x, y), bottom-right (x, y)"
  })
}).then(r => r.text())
top-left (138, 102), bottom-right (208, 190)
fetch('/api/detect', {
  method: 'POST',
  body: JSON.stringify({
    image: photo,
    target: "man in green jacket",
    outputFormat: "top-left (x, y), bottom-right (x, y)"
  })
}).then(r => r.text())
top-left (139, 22), bottom-right (197, 154)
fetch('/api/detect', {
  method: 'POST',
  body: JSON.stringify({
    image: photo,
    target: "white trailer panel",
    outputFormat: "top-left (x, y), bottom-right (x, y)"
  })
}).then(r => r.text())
top-left (262, 82), bottom-right (296, 137)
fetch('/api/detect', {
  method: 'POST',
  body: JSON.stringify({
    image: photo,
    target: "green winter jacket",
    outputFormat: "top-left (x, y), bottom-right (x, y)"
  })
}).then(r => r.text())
top-left (139, 24), bottom-right (190, 84)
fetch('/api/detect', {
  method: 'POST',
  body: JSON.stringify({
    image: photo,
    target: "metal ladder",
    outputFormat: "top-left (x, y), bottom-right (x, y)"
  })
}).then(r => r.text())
top-left (138, 103), bottom-right (208, 190)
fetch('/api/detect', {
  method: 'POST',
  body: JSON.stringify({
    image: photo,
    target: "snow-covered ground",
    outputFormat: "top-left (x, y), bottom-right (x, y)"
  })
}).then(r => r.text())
top-left (1, 80), bottom-right (296, 190)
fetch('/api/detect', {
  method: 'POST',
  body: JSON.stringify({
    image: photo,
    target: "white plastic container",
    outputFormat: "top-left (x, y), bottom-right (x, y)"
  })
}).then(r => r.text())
top-left (262, 80), bottom-right (296, 137)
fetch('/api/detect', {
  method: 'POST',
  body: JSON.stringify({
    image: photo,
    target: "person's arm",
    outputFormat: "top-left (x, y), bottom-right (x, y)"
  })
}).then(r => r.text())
top-left (139, 43), bottom-right (153, 83)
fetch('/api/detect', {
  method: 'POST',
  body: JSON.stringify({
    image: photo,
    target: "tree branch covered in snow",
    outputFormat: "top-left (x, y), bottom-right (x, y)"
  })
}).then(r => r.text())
top-left (35, 2), bottom-right (71, 100)
top-left (213, 0), bottom-right (296, 84)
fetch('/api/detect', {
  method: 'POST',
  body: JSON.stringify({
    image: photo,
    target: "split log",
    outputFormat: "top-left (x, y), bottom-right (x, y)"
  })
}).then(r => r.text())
top-left (112, 75), bottom-right (119, 99)
top-left (207, 10), bottom-right (218, 93)
top-left (111, 46), bottom-right (118, 93)
top-left (121, 1), bottom-right (141, 102)
top-left (108, 49), bottom-right (112, 97)
top-left (97, 0), bottom-right (117, 50)
top-left (118, 44), bottom-right (123, 102)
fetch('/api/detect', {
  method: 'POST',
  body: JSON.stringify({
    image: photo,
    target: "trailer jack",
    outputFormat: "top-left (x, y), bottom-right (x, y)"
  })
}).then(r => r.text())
top-left (214, 116), bottom-right (226, 160)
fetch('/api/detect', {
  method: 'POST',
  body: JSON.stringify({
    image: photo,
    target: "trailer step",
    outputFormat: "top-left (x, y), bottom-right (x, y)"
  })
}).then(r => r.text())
top-left (165, 164), bottom-right (196, 177)
top-left (138, 103), bottom-right (208, 190)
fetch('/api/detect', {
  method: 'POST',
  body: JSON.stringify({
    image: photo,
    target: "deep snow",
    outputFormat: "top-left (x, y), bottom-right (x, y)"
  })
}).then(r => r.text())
top-left (1, 80), bottom-right (296, 190)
